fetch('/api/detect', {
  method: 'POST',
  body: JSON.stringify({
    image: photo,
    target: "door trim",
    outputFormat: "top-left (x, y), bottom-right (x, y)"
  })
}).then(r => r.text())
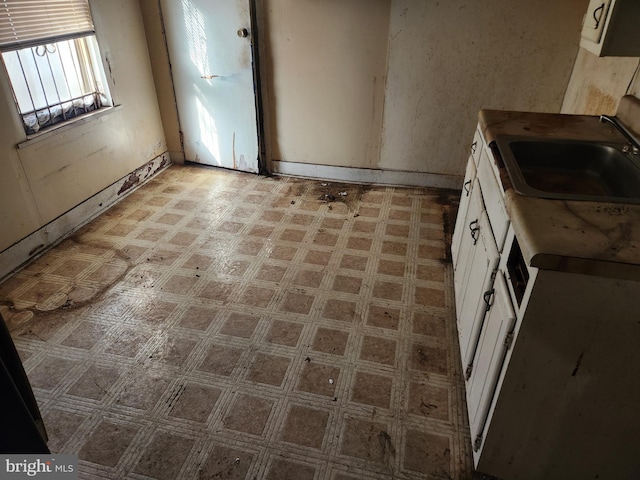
top-left (250, 0), bottom-right (268, 175)
top-left (158, 0), bottom-right (262, 173)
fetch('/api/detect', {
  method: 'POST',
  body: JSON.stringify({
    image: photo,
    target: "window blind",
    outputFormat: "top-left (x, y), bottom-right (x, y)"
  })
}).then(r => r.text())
top-left (0, 0), bottom-right (94, 51)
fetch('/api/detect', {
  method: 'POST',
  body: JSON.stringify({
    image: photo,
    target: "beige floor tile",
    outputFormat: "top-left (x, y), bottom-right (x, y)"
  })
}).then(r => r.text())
top-left (0, 165), bottom-right (480, 479)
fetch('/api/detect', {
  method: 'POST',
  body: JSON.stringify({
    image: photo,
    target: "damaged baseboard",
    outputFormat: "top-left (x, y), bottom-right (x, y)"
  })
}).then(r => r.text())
top-left (270, 160), bottom-right (463, 190)
top-left (0, 153), bottom-right (171, 282)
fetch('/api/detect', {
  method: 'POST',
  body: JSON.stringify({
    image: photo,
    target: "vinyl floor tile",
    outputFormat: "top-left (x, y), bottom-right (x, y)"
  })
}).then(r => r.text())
top-left (0, 165), bottom-right (483, 479)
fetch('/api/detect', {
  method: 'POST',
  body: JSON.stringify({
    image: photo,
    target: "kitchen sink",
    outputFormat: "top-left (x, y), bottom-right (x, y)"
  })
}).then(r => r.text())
top-left (494, 136), bottom-right (640, 204)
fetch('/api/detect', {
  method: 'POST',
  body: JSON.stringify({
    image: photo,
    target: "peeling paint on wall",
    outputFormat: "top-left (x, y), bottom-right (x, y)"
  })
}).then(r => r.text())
top-left (118, 153), bottom-right (170, 196)
top-left (118, 172), bottom-right (141, 195)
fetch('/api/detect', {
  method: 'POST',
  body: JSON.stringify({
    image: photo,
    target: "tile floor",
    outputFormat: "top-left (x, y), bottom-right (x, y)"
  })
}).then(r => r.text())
top-left (0, 164), bottom-right (482, 479)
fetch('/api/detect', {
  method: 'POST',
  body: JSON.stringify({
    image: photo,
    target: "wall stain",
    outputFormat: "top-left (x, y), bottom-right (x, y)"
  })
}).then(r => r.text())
top-left (232, 132), bottom-right (237, 170)
top-left (585, 85), bottom-right (617, 116)
top-left (0, 156), bottom-right (171, 331)
top-left (0, 236), bottom-right (135, 332)
top-left (28, 244), bottom-right (46, 257)
top-left (105, 54), bottom-right (115, 85)
top-left (572, 351), bottom-right (585, 377)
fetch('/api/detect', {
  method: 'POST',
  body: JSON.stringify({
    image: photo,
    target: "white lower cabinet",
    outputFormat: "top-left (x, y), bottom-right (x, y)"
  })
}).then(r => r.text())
top-left (451, 157), bottom-right (476, 271)
top-left (453, 122), bottom-right (640, 479)
top-left (455, 208), bottom-right (499, 373)
top-left (453, 179), bottom-right (482, 304)
top-left (465, 272), bottom-right (515, 454)
top-left (452, 135), bottom-right (503, 385)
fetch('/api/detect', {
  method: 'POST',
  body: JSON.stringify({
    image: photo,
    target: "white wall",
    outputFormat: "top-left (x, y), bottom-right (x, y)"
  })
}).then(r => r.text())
top-left (379, 0), bottom-right (586, 177)
top-left (264, 0), bottom-right (391, 169)
top-left (262, 0), bottom-right (586, 184)
top-left (0, 0), bottom-right (167, 253)
top-left (561, 49), bottom-right (640, 115)
top-left (139, 0), bottom-right (184, 163)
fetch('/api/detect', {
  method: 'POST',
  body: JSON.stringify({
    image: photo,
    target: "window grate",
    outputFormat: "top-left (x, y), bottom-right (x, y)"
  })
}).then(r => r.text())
top-left (2, 34), bottom-right (111, 135)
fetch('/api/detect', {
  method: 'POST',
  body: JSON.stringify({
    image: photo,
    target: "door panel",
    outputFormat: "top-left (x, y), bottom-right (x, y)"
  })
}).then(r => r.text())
top-left (451, 158), bottom-right (477, 271)
top-left (161, 0), bottom-right (259, 173)
top-left (453, 178), bottom-right (483, 311)
top-left (466, 273), bottom-right (516, 449)
top-left (457, 210), bottom-right (499, 371)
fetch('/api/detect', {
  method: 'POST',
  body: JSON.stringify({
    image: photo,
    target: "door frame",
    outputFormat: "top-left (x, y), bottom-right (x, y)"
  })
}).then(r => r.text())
top-left (155, 0), bottom-right (270, 174)
top-left (250, 0), bottom-right (270, 175)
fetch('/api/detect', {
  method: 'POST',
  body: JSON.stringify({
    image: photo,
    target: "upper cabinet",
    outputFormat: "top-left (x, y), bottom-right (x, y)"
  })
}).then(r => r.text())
top-left (580, 0), bottom-right (640, 56)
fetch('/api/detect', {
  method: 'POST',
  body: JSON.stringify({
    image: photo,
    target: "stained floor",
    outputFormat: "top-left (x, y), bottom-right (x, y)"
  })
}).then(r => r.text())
top-left (0, 164), bottom-right (477, 480)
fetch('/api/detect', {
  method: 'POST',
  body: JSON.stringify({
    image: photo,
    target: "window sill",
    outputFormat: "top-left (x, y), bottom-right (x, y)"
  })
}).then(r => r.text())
top-left (17, 105), bottom-right (122, 150)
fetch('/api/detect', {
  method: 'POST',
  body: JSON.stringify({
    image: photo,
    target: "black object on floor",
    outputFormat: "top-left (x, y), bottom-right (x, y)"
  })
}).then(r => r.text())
top-left (0, 313), bottom-right (49, 453)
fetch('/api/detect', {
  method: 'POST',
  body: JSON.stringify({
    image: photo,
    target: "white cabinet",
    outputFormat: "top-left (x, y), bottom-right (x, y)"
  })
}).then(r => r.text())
top-left (465, 273), bottom-right (516, 455)
top-left (476, 150), bottom-right (508, 251)
top-left (453, 179), bottom-right (483, 303)
top-left (451, 129), bottom-right (504, 388)
top-left (580, 0), bottom-right (640, 57)
top-left (470, 127), bottom-right (483, 166)
top-left (581, 0), bottom-right (611, 43)
top-left (451, 158), bottom-right (476, 271)
top-left (451, 122), bottom-right (516, 468)
top-left (454, 118), bottom-right (640, 479)
top-left (455, 206), bottom-right (499, 374)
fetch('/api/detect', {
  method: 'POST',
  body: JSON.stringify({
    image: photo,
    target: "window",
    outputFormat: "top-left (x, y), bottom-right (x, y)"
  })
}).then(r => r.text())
top-left (0, 0), bottom-right (112, 135)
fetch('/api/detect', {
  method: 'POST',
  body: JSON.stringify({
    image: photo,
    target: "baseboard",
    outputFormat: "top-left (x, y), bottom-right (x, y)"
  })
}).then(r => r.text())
top-left (0, 153), bottom-right (171, 282)
top-left (270, 160), bottom-right (463, 190)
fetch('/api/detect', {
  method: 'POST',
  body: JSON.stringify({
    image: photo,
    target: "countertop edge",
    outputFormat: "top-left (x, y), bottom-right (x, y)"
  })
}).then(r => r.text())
top-left (479, 108), bottom-right (640, 279)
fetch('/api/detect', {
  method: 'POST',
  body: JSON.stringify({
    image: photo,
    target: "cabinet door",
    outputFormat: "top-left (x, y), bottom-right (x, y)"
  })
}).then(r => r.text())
top-left (471, 127), bottom-right (483, 166)
top-left (454, 179), bottom-right (483, 315)
top-left (581, 0), bottom-right (611, 43)
top-left (465, 273), bottom-right (516, 455)
top-left (579, 0), bottom-right (640, 57)
top-left (477, 149), bottom-right (509, 252)
top-left (456, 209), bottom-right (500, 371)
top-left (451, 158), bottom-right (477, 271)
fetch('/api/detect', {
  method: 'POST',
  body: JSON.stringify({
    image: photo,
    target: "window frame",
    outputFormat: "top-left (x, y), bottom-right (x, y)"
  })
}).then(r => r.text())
top-left (0, 0), bottom-right (113, 136)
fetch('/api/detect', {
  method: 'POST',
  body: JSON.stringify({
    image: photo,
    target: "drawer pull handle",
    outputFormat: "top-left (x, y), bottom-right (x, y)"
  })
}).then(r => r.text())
top-left (463, 180), bottom-right (472, 196)
top-left (593, 3), bottom-right (605, 29)
top-left (471, 141), bottom-right (477, 154)
top-left (469, 219), bottom-right (480, 245)
top-left (483, 288), bottom-right (495, 310)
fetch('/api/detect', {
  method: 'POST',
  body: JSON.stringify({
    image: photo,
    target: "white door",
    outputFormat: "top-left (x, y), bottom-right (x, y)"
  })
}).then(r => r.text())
top-left (161, 0), bottom-right (259, 173)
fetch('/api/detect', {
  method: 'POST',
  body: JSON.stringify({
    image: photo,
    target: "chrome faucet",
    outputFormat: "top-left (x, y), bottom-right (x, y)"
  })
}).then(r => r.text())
top-left (599, 115), bottom-right (640, 155)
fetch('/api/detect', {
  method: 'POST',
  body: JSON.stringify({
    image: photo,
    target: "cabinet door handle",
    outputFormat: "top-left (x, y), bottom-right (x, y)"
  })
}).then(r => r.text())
top-left (593, 3), bottom-right (605, 29)
top-left (483, 288), bottom-right (495, 310)
top-left (469, 219), bottom-right (480, 245)
top-left (471, 141), bottom-right (477, 155)
top-left (463, 180), bottom-right (472, 196)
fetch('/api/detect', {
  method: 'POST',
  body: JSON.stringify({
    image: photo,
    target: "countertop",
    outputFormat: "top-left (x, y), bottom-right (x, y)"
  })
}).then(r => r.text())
top-left (478, 96), bottom-right (640, 280)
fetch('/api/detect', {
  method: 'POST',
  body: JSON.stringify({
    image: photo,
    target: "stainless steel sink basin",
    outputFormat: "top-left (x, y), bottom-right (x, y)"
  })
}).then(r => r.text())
top-left (494, 136), bottom-right (640, 204)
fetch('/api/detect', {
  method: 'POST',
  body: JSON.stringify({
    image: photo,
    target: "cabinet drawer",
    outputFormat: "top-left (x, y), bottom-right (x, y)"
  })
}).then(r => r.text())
top-left (451, 157), bottom-right (477, 270)
top-left (477, 149), bottom-right (509, 252)
top-left (471, 128), bottom-right (483, 166)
